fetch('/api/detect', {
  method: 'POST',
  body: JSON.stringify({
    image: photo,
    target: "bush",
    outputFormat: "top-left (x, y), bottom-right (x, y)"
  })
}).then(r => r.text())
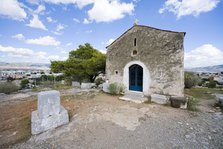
top-left (187, 97), bottom-right (199, 111)
top-left (0, 82), bottom-right (20, 94)
top-left (207, 80), bottom-right (216, 88)
top-left (20, 79), bottom-right (29, 89)
top-left (184, 72), bottom-right (201, 88)
top-left (94, 77), bottom-right (104, 86)
top-left (108, 83), bottom-right (125, 95)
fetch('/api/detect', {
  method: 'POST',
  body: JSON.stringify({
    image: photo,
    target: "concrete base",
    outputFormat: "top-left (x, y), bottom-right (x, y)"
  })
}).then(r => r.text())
top-left (151, 94), bottom-right (170, 105)
top-left (31, 106), bottom-right (69, 135)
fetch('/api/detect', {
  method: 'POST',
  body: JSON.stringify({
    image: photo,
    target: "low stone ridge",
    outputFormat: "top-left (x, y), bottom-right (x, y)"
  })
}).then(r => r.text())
top-left (31, 90), bottom-right (69, 135)
top-left (81, 83), bottom-right (96, 89)
top-left (151, 94), bottom-right (170, 105)
top-left (170, 96), bottom-right (188, 109)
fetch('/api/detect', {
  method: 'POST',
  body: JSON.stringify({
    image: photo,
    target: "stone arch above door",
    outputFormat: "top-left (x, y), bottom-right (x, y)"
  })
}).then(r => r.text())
top-left (123, 61), bottom-right (151, 96)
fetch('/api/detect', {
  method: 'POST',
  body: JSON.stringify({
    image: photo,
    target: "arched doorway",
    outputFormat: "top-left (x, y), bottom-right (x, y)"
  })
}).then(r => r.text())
top-left (129, 64), bottom-right (143, 91)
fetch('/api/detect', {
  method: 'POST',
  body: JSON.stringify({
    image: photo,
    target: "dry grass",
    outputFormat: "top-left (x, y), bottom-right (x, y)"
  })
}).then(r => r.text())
top-left (0, 94), bottom-right (85, 148)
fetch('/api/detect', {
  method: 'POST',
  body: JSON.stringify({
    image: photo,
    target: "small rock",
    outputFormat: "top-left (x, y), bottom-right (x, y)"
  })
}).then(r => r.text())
top-left (208, 110), bottom-right (215, 113)
top-left (211, 130), bottom-right (217, 133)
top-left (185, 134), bottom-right (190, 139)
top-left (208, 135), bottom-right (212, 140)
top-left (186, 123), bottom-right (189, 126)
top-left (178, 122), bottom-right (183, 125)
top-left (190, 127), bottom-right (193, 130)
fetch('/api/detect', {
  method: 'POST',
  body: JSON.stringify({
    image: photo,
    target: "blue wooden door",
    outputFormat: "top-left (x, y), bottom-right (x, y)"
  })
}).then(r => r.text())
top-left (129, 64), bottom-right (143, 91)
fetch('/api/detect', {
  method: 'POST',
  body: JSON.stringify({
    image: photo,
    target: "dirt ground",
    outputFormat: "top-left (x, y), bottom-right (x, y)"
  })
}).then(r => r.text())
top-left (0, 89), bottom-right (223, 149)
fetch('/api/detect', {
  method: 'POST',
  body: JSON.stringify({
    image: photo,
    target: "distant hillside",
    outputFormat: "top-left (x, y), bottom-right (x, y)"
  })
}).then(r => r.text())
top-left (186, 64), bottom-right (223, 73)
top-left (0, 62), bottom-right (50, 70)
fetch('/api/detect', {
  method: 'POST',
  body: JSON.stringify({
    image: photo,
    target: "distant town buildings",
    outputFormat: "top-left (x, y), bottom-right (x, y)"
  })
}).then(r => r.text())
top-left (198, 72), bottom-right (223, 84)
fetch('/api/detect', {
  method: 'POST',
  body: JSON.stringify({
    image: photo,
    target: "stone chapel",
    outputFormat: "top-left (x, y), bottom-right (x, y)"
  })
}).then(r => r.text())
top-left (106, 24), bottom-right (185, 98)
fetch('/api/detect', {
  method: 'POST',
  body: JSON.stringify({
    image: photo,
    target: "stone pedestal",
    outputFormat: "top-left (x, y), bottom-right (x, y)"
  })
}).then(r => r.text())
top-left (31, 90), bottom-right (69, 135)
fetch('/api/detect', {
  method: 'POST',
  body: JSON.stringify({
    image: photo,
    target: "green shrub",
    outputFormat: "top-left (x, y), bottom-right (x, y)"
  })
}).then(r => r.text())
top-left (20, 79), bottom-right (29, 89)
top-left (108, 83), bottom-right (125, 95)
top-left (94, 78), bottom-right (104, 86)
top-left (0, 82), bottom-right (20, 94)
top-left (207, 80), bottom-right (216, 88)
top-left (184, 72), bottom-right (201, 88)
top-left (187, 97), bottom-right (199, 111)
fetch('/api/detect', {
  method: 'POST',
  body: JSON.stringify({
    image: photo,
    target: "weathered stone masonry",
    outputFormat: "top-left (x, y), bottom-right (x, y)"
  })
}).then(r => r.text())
top-left (106, 25), bottom-right (185, 97)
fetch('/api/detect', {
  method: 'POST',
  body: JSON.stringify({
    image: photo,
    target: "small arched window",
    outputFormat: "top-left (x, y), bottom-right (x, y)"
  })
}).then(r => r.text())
top-left (132, 50), bottom-right (137, 56)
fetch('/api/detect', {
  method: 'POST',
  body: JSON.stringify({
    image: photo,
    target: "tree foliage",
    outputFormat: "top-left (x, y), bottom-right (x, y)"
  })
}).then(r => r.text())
top-left (184, 72), bottom-right (201, 88)
top-left (20, 79), bottom-right (29, 89)
top-left (51, 43), bottom-right (106, 83)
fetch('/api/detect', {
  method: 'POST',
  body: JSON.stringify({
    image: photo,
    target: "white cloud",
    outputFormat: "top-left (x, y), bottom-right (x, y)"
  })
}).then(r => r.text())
top-left (52, 31), bottom-right (63, 35)
top-left (43, 0), bottom-right (94, 8)
top-left (44, 0), bottom-right (134, 23)
top-left (87, 0), bottom-right (134, 23)
top-left (47, 17), bottom-right (57, 23)
top-left (26, 15), bottom-right (47, 30)
top-left (0, 45), bottom-right (34, 57)
top-left (34, 5), bottom-right (46, 14)
top-left (26, 0), bottom-right (39, 5)
top-left (159, 0), bottom-right (220, 19)
top-left (0, 0), bottom-right (27, 21)
top-left (106, 38), bottom-right (115, 45)
top-left (26, 36), bottom-right (60, 46)
top-left (56, 24), bottom-right (66, 31)
top-left (85, 30), bottom-right (93, 33)
top-left (73, 18), bottom-right (80, 23)
top-left (12, 34), bottom-right (25, 40)
top-left (47, 17), bottom-right (53, 22)
top-left (66, 42), bottom-right (73, 46)
top-left (185, 44), bottom-right (223, 68)
top-left (36, 51), bottom-right (48, 59)
top-left (83, 18), bottom-right (91, 24)
top-left (61, 50), bottom-right (67, 54)
top-left (0, 44), bottom-right (66, 63)
top-left (47, 55), bottom-right (60, 61)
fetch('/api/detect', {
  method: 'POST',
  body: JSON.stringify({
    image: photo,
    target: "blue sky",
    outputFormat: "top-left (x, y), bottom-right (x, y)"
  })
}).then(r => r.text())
top-left (0, 0), bottom-right (222, 68)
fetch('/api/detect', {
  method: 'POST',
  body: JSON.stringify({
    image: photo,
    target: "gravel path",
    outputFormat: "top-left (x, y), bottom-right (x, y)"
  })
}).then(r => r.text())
top-left (10, 94), bottom-right (223, 149)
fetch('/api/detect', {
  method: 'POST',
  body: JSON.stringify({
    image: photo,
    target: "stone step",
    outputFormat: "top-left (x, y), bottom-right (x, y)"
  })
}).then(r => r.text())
top-left (119, 91), bottom-right (148, 103)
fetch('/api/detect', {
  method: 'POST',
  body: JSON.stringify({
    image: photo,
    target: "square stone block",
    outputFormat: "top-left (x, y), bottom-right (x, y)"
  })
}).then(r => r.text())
top-left (38, 90), bottom-right (60, 119)
top-left (31, 106), bottom-right (69, 135)
top-left (151, 94), bottom-right (170, 105)
top-left (81, 83), bottom-right (96, 89)
top-left (72, 81), bottom-right (80, 87)
top-left (102, 82), bottom-right (110, 93)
